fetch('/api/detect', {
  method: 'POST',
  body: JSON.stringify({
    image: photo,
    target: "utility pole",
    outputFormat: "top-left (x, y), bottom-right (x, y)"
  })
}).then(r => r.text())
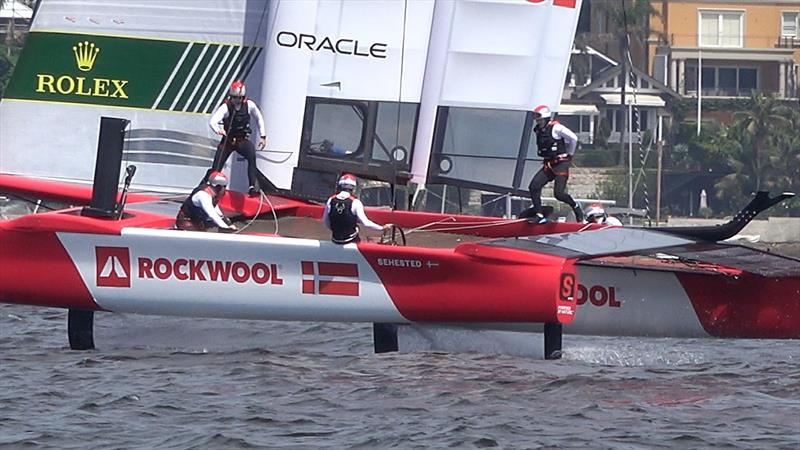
top-left (618, 35), bottom-right (628, 166)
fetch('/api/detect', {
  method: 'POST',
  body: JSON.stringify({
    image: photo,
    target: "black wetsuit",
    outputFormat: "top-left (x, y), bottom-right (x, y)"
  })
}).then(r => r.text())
top-left (211, 98), bottom-right (259, 191)
top-left (528, 120), bottom-right (582, 221)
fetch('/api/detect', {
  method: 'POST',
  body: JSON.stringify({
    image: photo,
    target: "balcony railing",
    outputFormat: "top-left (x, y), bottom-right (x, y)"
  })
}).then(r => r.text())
top-left (776, 36), bottom-right (800, 48)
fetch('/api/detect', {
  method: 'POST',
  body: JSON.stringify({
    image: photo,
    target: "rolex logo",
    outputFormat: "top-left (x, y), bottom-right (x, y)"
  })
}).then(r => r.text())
top-left (72, 41), bottom-right (99, 72)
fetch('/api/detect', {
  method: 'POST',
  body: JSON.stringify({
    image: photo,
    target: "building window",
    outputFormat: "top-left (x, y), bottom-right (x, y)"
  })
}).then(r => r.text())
top-left (685, 65), bottom-right (758, 96)
top-left (782, 12), bottom-right (799, 37)
top-left (699, 11), bottom-right (744, 47)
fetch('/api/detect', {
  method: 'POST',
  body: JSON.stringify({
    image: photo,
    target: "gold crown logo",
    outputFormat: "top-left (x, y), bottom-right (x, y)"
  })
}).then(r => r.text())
top-left (72, 41), bottom-right (99, 72)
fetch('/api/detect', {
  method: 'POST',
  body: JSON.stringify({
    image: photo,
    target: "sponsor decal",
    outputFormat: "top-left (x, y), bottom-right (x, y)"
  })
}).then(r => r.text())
top-left (94, 247), bottom-right (286, 287)
top-left (276, 31), bottom-right (388, 59)
top-left (301, 261), bottom-right (359, 296)
top-left (559, 273), bottom-right (575, 301)
top-left (35, 40), bottom-right (129, 100)
top-left (96, 246), bottom-right (131, 288)
top-left (138, 257), bottom-right (283, 285)
top-left (5, 32), bottom-right (256, 112)
top-left (525, 0), bottom-right (578, 8)
top-left (576, 284), bottom-right (621, 308)
top-left (557, 305), bottom-right (574, 316)
top-left (377, 258), bottom-right (423, 268)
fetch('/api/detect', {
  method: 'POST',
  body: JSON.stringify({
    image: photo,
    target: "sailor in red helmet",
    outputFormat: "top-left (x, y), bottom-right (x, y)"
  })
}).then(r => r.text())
top-left (527, 104), bottom-right (584, 223)
top-left (175, 170), bottom-right (237, 232)
top-left (323, 174), bottom-right (389, 244)
top-left (209, 80), bottom-right (267, 197)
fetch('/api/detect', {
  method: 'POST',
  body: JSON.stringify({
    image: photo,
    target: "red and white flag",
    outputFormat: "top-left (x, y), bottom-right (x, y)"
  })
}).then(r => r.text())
top-left (301, 261), bottom-right (359, 296)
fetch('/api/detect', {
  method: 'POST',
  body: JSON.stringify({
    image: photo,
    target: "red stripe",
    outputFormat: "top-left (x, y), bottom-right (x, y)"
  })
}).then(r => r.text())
top-left (302, 280), bottom-right (315, 294)
top-left (318, 262), bottom-right (358, 277)
top-left (553, 0), bottom-right (577, 8)
top-left (319, 280), bottom-right (359, 296)
top-left (301, 261), bottom-right (315, 276)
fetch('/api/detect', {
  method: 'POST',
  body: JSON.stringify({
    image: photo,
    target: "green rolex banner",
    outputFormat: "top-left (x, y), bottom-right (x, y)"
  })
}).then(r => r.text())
top-left (6, 32), bottom-right (260, 113)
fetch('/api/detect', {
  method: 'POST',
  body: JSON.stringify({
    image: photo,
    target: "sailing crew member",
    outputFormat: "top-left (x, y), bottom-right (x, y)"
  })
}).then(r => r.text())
top-left (323, 174), bottom-right (389, 244)
top-left (209, 80), bottom-right (267, 197)
top-left (175, 170), bottom-right (237, 232)
top-left (527, 104), bottom-right (584, 223)
top-left (585, 204), bottom-right (623, 226)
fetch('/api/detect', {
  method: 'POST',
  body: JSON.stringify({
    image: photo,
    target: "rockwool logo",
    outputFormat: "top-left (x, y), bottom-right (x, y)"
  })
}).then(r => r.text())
top-left (301, 261), bottom-right (359, 296)
top-left (96, 246), bottom-right (131, 288)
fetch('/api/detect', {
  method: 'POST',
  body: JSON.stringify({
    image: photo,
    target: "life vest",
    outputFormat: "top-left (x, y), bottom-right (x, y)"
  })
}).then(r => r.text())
top-left (328, 192), bottom-right (359, 244)
top-left (179, 183), bottom-right (222, 226)
top-left (535, 120), bottom-right (566, 160)
top-left (223, 98), bottom-right (252, 138)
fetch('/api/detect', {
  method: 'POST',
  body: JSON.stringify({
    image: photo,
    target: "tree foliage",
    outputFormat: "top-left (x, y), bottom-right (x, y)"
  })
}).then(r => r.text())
top-left (669, 93), bottom-right (799, 216)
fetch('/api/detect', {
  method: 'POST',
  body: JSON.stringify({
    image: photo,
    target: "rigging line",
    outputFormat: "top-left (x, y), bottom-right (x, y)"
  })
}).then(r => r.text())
top-left (217, 1), bottom-right (271, 185)
top-left (391, 0), bottom-right (409, 212)
top-left (404, 219), bottom-right (528, 234)
top-left (405, 217), bottom-right (526, 234)
top-left (120, 120), bottom-right (133, 206)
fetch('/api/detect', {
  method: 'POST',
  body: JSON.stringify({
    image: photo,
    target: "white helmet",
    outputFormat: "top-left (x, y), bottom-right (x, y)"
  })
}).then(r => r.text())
top-left (533, 105), bottom-right (552, 120)
top-left (229, 80), bottom-right (246, 97)
top-left (208, 171), bottom-right (228, 188)
top-left (585, 204), bottom-right (607, 222)
top-left (337, 173), bottom-right (357, 190)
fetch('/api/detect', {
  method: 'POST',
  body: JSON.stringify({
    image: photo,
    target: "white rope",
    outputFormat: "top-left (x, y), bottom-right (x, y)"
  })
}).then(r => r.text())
top-left (233, 191), bottom-right (264, 234)
top-left (405, 218), bottom-right (527, 234)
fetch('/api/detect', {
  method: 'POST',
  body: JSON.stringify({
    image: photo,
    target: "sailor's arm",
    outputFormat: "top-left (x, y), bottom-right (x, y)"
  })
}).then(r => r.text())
top-left (194, 191), bottom-right (230, 228)
top-left (248, 100), bottom-right (267, 149)
top-left (209, 104), bottom-right (228, 136)
top-left (322, 199), bottom-right (333, 230)
top-left (554, 123), bottom-right (578, 155)
top-left (352, 199), bottom-right (385, 232)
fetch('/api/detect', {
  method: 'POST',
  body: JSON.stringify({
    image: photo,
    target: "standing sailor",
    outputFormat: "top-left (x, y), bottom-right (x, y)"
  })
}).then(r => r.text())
top-left (209, 80), bottom-right (267, 197)
top-left (175, 171), bottom-right (237, 232)
top-left (527, 104), bottom-right (583, 223)
top-left (323, 174), bottom-right (389, 244)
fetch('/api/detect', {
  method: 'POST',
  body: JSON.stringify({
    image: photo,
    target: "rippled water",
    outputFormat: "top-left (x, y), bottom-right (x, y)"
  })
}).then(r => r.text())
top-left (1, 304), bottom-right (799, 449)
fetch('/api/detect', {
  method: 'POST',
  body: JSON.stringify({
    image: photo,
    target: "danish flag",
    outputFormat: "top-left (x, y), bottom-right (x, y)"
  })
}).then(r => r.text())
top-left (96, 247), bottom-right (131, 288)
top-left (301, 261), bottom-right (359, 296)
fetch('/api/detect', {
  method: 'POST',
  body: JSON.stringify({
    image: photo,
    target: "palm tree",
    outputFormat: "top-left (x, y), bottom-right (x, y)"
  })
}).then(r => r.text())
top-left (731, 93), bottom-right (792, 190)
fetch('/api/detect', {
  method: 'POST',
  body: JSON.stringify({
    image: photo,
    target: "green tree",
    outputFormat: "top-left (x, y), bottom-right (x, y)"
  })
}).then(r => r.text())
top-left (0, 0), bottom-right (31, 98)
top-left (713, 93), bottom-right (795, 213)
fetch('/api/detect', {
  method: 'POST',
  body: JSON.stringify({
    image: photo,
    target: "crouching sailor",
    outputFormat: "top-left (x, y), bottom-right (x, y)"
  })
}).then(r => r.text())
top-left (324, 174), bottom-right (389, 244)
top-left (175, 171), bottom-right (237, 232)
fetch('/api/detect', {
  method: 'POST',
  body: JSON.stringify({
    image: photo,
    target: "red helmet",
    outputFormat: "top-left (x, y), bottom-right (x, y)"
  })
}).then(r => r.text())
top-left (533, 104), bottom-right (552, 120)
top-left (208, 171), bottom-right (228, 188)
top-left (337, 173), bottom-right (357, 190)
top-left (229, 80), bottom-right (246, 97)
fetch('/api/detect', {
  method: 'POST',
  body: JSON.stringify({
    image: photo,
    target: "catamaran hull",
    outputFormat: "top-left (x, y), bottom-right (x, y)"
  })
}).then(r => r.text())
top-left (0, 225), bottom-right (576, 327)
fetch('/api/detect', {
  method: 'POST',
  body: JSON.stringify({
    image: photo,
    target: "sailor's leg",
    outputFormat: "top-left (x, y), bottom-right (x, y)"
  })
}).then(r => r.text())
top-left (528, 167), bottom-right (551, 215)
top-left (552, 161), bottom-right (583, 221)
top-left (211, 141), bottom-right (233, 172)
top-left (235, 140), bottom-right (259, 193)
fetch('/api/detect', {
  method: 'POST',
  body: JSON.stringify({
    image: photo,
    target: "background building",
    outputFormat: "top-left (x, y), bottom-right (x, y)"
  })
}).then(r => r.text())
top-left (649, 0), bottom-right (799, 99)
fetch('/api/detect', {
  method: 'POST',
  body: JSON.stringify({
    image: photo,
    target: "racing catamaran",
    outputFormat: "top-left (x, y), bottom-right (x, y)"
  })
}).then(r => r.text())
top-left (1, 0), bottom-right (798, 358)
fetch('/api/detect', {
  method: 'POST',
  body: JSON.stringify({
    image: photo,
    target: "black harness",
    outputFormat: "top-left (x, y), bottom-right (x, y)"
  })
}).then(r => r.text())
top-left (535, 121), bottom-right (566, 160)
top-left (224, 98), bottom-right (252, 138)
top-left (328, 194), bottom-right (359, 244)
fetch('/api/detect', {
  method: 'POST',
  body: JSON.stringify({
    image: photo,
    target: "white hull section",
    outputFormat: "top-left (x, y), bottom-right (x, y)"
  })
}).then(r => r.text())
top-left (57, 229), bottom-right (406, 323)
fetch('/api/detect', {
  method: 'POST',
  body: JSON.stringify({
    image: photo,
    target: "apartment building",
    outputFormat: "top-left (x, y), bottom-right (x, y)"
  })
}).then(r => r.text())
top-left (649, 0), bottom-right (799, 99)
